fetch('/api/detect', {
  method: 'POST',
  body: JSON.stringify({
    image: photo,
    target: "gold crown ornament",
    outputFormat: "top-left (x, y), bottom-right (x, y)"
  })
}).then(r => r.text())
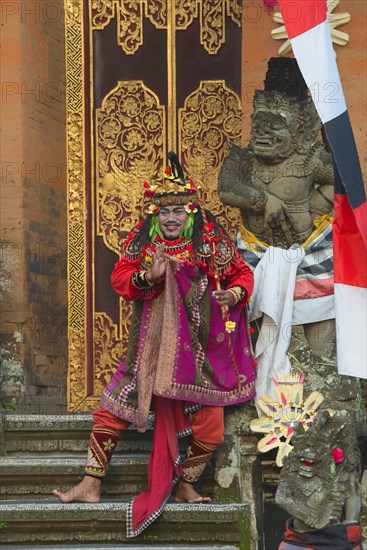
top-left (144, 151), bottom-right (197, 211)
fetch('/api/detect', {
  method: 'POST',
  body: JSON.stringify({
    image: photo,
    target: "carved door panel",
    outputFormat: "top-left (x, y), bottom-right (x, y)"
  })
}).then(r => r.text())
top-left (65, 0), bottom-right (243, 411)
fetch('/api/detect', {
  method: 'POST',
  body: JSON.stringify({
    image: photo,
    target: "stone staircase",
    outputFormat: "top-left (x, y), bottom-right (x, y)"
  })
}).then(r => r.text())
top-left (0, 413), bottom-right (252, 549)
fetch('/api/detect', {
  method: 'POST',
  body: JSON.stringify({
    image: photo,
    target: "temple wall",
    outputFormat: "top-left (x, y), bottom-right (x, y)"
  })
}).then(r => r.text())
top-left (241, 0), bottom-right (366, 182)
top-left (0, 0), bottom-right (67, 412)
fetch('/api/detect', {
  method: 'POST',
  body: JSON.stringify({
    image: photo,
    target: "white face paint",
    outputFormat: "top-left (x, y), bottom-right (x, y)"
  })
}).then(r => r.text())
top-left (158, 205), bottom-right (189, 240)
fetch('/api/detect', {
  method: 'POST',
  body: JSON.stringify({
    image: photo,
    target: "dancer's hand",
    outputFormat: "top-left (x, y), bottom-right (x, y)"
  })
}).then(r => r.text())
top-left (146, 244), bottom-right (168, 283)
top-left (213, 289), bottom-right (235, 307)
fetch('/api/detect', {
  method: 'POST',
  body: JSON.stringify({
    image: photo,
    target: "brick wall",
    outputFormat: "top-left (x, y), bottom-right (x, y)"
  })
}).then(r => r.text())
top-left (0, 1), bottom-right (67, 413)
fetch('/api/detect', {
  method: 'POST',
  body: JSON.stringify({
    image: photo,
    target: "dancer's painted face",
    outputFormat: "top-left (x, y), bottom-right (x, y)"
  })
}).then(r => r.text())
top-left (158, 205), bottom-right (189, 240)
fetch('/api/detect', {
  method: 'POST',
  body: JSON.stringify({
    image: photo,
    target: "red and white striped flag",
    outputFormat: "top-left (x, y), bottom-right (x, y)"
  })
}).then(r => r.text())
top-left (277, 0), bottom-right (367, 378)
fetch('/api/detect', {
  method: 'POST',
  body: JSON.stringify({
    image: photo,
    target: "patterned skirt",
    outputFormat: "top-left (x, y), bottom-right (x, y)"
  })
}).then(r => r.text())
top-left (278, 518), bottom-right (362, 550)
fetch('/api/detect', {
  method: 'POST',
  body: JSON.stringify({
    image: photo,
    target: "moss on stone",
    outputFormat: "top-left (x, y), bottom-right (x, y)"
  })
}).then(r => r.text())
top-left (239, 507), bottom-right (252, 550)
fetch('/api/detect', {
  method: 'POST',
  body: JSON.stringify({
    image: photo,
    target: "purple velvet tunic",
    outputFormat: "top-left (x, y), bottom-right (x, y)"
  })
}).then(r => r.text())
top-left (101, 260), bottom-right (256, 430)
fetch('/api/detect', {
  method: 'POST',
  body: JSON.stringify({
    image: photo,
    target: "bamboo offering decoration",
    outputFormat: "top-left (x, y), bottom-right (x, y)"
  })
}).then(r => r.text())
top-left (250, 373), bottom-right (327, 467)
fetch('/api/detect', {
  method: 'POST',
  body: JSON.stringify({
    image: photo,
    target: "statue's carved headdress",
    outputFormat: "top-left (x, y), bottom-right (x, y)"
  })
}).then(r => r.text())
top-left (253, 58), bottom-right (321, 151)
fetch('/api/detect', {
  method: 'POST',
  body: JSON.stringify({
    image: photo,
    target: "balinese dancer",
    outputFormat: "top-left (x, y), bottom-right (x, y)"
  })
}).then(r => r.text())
top-left (54, 152), bottom-right (256, 537)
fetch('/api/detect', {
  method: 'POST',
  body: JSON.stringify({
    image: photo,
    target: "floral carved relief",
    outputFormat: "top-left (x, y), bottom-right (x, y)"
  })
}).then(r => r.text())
top-left (97, 81), bottom-right (165, 254)
top-left (94, 313), bottom-right (127, 392)
top-left (179, 81), bottom-right (242, 239)
top-left (91, 0), bottom-right (241, 54)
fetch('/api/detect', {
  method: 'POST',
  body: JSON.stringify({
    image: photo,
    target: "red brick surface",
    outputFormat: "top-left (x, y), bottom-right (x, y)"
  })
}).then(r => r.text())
top-left (0, 1), bottom-right (67, 413)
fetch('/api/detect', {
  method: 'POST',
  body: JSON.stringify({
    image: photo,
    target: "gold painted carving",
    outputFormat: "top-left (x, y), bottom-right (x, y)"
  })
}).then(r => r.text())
top-left (68, 226), bottom-right (87, 411)
top-left (65, 0), bottom-right (90, 411)
top-left (200, 1), bottom-right (241, 54)
top-left (65, 0), bottom-right (82, 25)
top-left (91, 0), bottom-right (116, 28)
top-left (67, 113), bottom-right (85, 224)
top-left (200, 1), bottom-right (225, 55)
top-left (146, 0), bottom-right (167, 28)
top-left (179, 80), bottom-right (242, 239)
top-left (116, 1), bottom-right (144, 54)
top-left (65, 2), bottom-right (83, 112)
top-left (91, 1), bottom-right (242, 54)
top-left (97, 81), bottom-right (166, 254)
top-left (176, 0), bottom-right (198, 29)
top-left (68, 327), bottom-right (86, 412)
top-left (94, 312), bottom-right (127, 393)
top-left (68, 223), bottom-right (86, 332)
top-left (226, 0), bottom-right (242, 28)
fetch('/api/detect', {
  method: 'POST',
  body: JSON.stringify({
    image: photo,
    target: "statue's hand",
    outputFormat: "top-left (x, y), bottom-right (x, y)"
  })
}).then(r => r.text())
top-left (307, 513), bottom-right (322, 529)
top-left (264, 194), bottom-right (294, 244)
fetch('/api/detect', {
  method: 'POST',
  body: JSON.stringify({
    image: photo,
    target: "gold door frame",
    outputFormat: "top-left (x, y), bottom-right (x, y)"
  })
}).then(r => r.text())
top-left (65, 0), bottom-right (243, 411)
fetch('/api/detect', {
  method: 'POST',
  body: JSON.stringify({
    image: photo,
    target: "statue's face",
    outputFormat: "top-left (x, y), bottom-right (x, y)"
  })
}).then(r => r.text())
top-left (290, 431), bottom-right (332, 481)
top-left (158, 204), bottom-right (189, 240)
top-left (250, 111), bottom-right (292, 163)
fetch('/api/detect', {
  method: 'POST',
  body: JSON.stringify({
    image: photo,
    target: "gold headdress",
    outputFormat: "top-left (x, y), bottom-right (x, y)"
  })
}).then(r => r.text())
top-left (144, 151), bottom-right (197, 212)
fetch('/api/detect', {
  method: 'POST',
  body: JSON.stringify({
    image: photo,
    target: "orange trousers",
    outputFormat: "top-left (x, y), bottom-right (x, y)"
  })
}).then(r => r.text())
top-left (85, 405), bottom-right (224, 482)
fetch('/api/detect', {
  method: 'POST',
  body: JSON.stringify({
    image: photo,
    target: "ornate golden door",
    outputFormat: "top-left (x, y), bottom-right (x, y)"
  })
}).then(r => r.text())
top-left (65, 0), bottom-right (243, 411)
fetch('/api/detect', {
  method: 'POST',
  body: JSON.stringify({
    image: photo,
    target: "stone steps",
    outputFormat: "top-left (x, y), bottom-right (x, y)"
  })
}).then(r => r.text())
top-left (0, 413), bottom-right (251, 548)
top-left (2, 414), bottom-right (153, 455)
top-left (1, 548), bottom-right (240, 550)
top-left (0, 502), bottom-right (250, 547)
top-left (0, 455), bottom-right (214, 501)
top-left (0, 455), bottom-right (148, 501)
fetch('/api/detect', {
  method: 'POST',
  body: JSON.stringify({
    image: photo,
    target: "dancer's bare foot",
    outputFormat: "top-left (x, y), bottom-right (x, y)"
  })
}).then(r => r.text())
top-left (53, 475), bottom-right (101, 503)
top-left (174, 480), bottom-right (211, 503)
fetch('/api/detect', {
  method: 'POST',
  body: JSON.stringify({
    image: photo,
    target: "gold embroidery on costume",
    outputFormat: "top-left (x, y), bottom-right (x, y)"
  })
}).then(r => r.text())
top-left (137, 294), bottom-right (165, 431)
top-left (183, 275), bottom-right (213, 388)
top-left (85, 425), bottom-right (120, 478)
top-left (182, 438), bottom-right (214, 484)
top-left (197, 283), bottom-right (211, 354)
top-left (154, 262), bottom-right (181, 394)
